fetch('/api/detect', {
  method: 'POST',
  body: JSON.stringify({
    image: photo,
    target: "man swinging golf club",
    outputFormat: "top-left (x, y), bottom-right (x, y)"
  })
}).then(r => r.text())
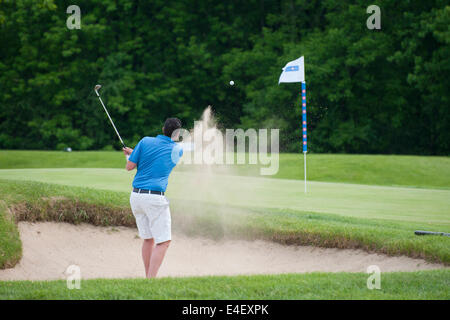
top-left (122, 118), bottom-right (183, 278)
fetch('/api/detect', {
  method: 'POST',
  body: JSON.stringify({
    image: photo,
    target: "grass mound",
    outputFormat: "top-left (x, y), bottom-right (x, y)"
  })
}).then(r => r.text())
top-left (0, 201), bottom-right (21, 268)
top-left (11, 198), bottom-right (134, 227)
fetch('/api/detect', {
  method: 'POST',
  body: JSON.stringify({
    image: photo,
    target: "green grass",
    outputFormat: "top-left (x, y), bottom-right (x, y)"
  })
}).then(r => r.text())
top-left (1, 150), bottom-right (449, 189)
top-left (0, 201), bottom-right (21, 269)
top-left (1, 168), bottom-right (448, 224)
top-left (0, 151), bottom-right (449, 299)
top-left (267, 153), bottom-right (450, 189)
top-left (1, 270), bottom-right (449, 300)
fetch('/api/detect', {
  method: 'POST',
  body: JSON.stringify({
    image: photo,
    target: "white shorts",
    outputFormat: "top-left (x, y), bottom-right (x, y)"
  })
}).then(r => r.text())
top-left (130, 191), bottom-right (171, 244)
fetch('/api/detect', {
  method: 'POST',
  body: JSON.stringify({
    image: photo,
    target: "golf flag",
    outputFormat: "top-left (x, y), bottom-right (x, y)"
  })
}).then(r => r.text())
top-left (278, 56), bottom-right (308, 193)
top-left (278, 56), bottom-right (305, 84)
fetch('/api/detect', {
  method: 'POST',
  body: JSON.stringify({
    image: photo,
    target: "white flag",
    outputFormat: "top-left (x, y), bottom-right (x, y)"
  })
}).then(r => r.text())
top-left (278, 56), bottom-right (305, 84)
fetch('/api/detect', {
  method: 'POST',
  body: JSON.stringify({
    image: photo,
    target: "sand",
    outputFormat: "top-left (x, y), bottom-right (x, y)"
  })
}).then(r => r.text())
top-left (0, 221), bottom-right (445, 281)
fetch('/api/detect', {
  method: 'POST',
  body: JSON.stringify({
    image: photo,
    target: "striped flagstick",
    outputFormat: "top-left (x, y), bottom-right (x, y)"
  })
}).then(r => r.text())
top-left (301, 82), bottom-right (307, 193)
top-left (278, 56), bottom-right (307, 193)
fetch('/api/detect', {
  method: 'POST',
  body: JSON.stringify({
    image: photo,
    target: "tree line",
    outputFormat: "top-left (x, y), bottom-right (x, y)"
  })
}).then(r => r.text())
top-left (0, 0), bottom-right (448, 154)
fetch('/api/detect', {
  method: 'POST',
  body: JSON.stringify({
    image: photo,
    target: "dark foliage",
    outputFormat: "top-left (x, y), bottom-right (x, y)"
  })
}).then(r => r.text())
top-left (0, 0), bottom-right (448, 154)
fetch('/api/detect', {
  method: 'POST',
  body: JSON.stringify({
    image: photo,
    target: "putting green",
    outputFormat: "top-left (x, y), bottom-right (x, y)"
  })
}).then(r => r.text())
top-left (0, 168), bottom-right (448, 225)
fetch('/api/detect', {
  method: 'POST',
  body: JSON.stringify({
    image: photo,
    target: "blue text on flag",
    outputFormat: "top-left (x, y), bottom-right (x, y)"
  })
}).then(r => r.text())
top-left (285, 65), bottom-right (299, 72)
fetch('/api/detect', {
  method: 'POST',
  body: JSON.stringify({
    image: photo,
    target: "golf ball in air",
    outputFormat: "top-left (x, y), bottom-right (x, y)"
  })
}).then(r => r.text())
top-left (229, 80), bottom-right (234, 86)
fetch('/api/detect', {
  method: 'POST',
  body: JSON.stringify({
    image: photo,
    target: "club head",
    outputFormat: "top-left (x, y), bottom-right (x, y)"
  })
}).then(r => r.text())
top-left (94, 84), bottom-right (102, 92)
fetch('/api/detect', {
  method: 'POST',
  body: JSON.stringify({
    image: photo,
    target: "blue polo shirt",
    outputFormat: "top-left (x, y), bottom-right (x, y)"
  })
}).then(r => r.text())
top-left (128, 135), bottom-right (183, 192)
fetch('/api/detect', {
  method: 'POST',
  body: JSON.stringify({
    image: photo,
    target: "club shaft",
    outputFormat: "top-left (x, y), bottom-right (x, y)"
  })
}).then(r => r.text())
top-left (96, 93), bottom-right (126, 147)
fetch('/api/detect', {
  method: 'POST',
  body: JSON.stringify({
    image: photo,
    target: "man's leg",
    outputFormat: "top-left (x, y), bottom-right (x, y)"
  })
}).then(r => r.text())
top-left (148, 240), bottom-right (171, 278)
top-left (142, 238), bottom-right (154, 277)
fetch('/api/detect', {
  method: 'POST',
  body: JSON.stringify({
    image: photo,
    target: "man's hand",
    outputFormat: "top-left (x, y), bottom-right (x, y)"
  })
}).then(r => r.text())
top-left (123, 147), bottom-right (133, 156)
top-left (123, 147), bottom-right (136, 171)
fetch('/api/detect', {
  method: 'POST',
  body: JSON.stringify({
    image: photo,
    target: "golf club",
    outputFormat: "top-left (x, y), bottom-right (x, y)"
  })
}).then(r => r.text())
top-left (94, 84), bottom-right (127, 148)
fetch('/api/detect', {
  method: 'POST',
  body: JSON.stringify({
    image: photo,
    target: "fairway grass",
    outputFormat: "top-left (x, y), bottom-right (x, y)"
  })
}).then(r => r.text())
top-left (1, 270), bottom-right (449, 300)
top-left (1, 150), bottom-right (449, 189)
top-left (1, 168), bottom-right (449, 224)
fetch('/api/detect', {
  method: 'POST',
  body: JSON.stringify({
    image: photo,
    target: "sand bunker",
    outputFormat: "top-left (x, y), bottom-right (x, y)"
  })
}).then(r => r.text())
top-left (0, 222), bottom-right (445, 281)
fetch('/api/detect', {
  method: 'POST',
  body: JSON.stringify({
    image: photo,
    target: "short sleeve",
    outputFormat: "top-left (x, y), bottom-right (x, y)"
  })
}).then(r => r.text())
top-left (171, 143), bottom-right (184, 165)
top-left (129, 140), bottom-right (143, 164)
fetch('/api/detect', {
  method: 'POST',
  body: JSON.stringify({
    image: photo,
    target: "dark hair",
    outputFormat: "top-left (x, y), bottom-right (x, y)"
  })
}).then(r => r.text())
top-left (163, 117), bottom-right (182, 138)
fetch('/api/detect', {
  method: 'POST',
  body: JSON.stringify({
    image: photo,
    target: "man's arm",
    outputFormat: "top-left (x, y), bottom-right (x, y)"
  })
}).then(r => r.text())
top-left (123, 147), bottom-right (137, 171)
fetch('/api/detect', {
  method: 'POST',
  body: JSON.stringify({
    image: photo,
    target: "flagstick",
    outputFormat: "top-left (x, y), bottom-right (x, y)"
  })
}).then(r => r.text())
top-left (278, 56), bottom-right (307, 194)
top-left (301, 81), bottom-right (307, 194)
top-left (303, 151), bottom-right (307, 193)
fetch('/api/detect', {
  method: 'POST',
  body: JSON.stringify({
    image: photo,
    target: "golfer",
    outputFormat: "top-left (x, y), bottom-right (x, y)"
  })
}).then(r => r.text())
top-left (122, 118), bottom-right (183, 278)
